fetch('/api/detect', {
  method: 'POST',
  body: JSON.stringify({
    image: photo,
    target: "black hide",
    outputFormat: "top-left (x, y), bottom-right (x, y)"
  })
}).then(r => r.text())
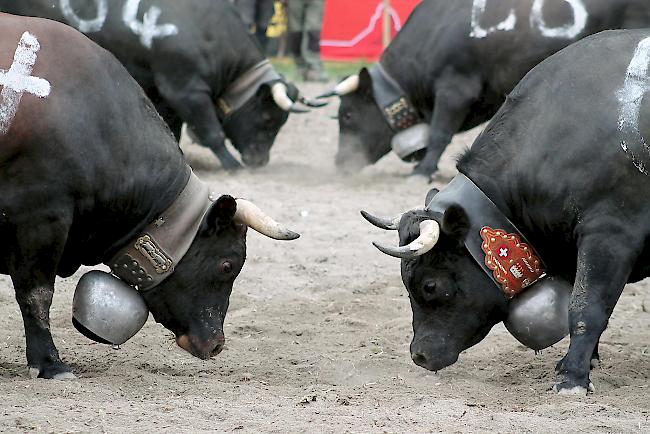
top-left (0, 0), bottom-right (293, 170)
top-left (337, 0), bottom-right (650, 177)
top-left (396, 29), bottom-right (650, 393)
top-left (0, 14), bottom-right (247, 378)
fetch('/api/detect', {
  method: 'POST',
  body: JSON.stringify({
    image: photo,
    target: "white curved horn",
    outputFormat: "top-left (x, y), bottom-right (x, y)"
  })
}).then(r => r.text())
top-left (335, 75), bottom-right (359, 96)
top-left (271, 83), bottom-right (309, 113)
top-left (234, 199), bottom-right (300, 240)
top-left (361, 207), bottom-right (423, 230)
top-left (361, 210), bottom-right (401, 230)
top-left (373, 220), bottom-right (440, 259)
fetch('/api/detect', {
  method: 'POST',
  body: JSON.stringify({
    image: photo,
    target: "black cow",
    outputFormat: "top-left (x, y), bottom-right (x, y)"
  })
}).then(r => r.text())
top-left (0, 13), bottom-right (298, 378)
top-left (363, 29), bottom-right (650, 394)
top-left (325, 0), bottom-right (650, 178)
top-left (0, 0), bottom-right (321, 170)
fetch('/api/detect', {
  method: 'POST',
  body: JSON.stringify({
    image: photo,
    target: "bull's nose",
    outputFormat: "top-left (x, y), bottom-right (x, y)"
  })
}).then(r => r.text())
top-left (211, 340), bottom-right (225, 357)
top-left (242, 152), bottom-right (269, 168)
top-left (411, 351), bottom-right (430, 369)
top-left (410, 347), bottom-right (459, 372)
top-left (335, 153), bottom-right (368, 173)
top-left (176, 334), bottom-right (226, 360)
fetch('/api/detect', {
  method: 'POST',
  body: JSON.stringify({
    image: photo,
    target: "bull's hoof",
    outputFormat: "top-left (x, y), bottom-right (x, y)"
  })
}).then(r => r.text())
top-left (553, 381), bottom-right (595, 395)
top-left (28, 362), bottom-right (76, 380)
top-left (53, 372), bottom-right (77, 380)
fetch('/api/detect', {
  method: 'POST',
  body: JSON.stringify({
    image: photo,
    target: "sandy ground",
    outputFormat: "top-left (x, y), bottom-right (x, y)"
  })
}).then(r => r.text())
top-left (0, 82), bottom-right (648, 433)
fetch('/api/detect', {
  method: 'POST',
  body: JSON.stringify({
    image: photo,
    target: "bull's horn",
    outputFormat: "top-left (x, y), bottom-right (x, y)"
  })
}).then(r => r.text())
top-left (360, 206), bottom-right (423, 230)
top-left (317, 75), bottom-right (359, 99)
top-left (299, 95), bottom-right (329, 108)
top-left (372, 220), bottom-right (439, 259)
top-left (234, 199), bottom-right (300, 240)
top-left (360, 210), bottom-right (401, 230)
top-left (271, 83), bottom-right (309, 113)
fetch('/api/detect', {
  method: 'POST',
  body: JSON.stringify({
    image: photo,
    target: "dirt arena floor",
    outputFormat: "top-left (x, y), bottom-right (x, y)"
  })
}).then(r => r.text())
top-left (0, 82), bottom-right (648, 433)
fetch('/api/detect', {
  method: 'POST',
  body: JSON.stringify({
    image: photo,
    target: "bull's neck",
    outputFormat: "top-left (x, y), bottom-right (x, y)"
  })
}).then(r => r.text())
top-left (456, 124), bottom-right (569, 278)
top-left (380, 43), bottom-right (433, 115)
top-left (89, 135), bottom-right (191, 264)
top-left (105, 164), bottom-right (191, 260)
top-left (210, 5), bottom-right (267, 97)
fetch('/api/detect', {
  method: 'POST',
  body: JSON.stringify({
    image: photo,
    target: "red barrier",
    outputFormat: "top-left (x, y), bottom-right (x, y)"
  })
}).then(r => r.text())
top-left (320, 0), bottom-right (421, 62)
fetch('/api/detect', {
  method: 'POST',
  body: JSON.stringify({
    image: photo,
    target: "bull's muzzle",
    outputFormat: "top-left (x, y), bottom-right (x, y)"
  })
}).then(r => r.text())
top-left (176, 333), bottom-right (226, 360)
top-left (409, 339), bottom-right (459, 372)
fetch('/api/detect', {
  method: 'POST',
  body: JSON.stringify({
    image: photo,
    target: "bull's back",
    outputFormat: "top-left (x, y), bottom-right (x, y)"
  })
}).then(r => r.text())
top-left (0, 13), bottom-right (174, 177)
top-left (470, 30), bottom-right (650, 244)
top-left (391, 0), bottom-right (650, 96)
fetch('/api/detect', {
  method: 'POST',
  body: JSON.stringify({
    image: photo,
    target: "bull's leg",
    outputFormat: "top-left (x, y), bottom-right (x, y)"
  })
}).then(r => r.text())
top-left (10, 222), bottom-right (73, 379)
top-left (154, 100), bottom-right (183, 141)
top-left (554, 232), bottom-right (636, 394)
top-left (412, 73), bottom-right (482, 179)
top-left (555, 341), bottom-right (601, 372)
top-left (153, 74), bottom-right (241, 171)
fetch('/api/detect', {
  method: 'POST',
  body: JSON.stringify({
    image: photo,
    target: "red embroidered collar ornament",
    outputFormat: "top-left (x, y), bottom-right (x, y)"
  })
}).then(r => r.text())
top-left (480, 227), bottom-right (545, 298)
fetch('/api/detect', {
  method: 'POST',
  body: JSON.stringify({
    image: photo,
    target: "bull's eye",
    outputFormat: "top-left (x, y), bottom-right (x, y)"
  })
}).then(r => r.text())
top-left (421, 280), bottom-right (455, 303)
top-left (219, 260), bottom-right (233, 274)
top-left (423, 281), bottom-right (437, 297)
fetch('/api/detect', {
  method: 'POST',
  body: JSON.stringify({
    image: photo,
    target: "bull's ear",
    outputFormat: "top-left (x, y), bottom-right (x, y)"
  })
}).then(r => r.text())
top-left (205, 195), bottom-right (237, 232)
top-left (257, 83), bottom-right (273, 100)
top-left (358, 67), bottom-right (373, 97)
top-left (425, 188), bottom-right (439, 207)
top-left (441, 204), bottom-right (470, 241)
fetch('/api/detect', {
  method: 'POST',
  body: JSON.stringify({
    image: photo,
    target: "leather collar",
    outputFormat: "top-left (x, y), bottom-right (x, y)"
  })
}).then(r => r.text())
top-left (426, 173), bottom-right (546, 298)
top-left (370, 63), bottom-right (422, 131)
top-left (216, 60), bottom-right (282, 119)
top-left (106, 171), bottom-right (213, 291)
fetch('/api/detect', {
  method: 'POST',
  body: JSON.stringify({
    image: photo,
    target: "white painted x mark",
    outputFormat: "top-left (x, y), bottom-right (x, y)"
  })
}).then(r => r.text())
top-left (0, 32), bottom-right (51, 135)
top-left (499, 248), bottom-right (509, 257)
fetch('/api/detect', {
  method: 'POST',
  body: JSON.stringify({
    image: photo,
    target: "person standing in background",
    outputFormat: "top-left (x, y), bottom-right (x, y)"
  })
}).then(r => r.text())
top-left (286, 0), bottom-right (328, 82)
top-left (234, 0), bottom-right (276, 51)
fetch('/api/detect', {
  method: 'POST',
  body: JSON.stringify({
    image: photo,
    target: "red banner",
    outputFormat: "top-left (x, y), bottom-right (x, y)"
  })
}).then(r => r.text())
top-left (321, 0), bottom-right (421, 62)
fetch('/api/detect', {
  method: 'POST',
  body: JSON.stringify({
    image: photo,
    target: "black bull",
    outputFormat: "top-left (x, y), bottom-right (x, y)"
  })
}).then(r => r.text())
top-left (0, 14), bottom-right (297, 378)
top-left (330, 0), bottom-right (650, 178)
top-left (0, 0), bottom-right (316, 170)
top-left (364, 29), bottom-right (650, 394)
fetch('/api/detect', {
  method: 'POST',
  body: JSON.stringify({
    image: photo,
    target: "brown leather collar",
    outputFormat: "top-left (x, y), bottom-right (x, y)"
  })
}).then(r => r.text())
top-left (216, 60), bottom-right (282, 119)
top-left (370, 63), bottom-right (421, 131)
top-left (106, 171), bottom-right (212, 291)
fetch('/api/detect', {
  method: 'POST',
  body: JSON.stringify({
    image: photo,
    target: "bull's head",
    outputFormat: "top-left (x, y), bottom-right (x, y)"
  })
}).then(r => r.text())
top-left (222, 81), bottom-right (324, 168)
top-left (319, 68), bottom-right (394, 172)
top-left (362, 195), bottom-right (508, 371)
top-left (142, 195), bottom-right (299, 360)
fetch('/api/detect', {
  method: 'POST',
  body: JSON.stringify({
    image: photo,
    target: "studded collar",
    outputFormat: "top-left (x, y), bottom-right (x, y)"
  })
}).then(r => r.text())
top-left (106, 170), bottom-right (213, 291)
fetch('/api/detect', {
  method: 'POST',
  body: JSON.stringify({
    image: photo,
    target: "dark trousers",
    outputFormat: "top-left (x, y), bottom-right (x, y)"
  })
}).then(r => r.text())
top-left (234, 0), bottom-right (276, 49)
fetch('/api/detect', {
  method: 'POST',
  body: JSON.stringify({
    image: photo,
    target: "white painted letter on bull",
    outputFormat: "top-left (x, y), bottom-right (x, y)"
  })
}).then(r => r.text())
top-left (59, 0), bottom-right (108, 33)
top-left (617, 37), bottom-right (650, 176)
top-left (470, 0), bottom-right (516, 39)
top-left (122, 0), bottom-right (179, 49)
top-left (530, 0), bottom-right (587, 39)
top-left (0, 32), bottom-right (51, 135)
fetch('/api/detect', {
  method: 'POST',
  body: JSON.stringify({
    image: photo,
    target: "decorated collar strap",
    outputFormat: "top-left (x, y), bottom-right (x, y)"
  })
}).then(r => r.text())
top-left (370, 63), bottom-right (421, 132)
top-left (426, 173), bottom-right (546, 298)
top-left (107, 170), bottom-right (212, 291)
top-left (216, 60), bottom-right (282, 119)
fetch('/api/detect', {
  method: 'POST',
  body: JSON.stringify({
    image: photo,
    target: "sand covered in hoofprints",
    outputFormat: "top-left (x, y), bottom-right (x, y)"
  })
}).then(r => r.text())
top-left (0, 82), bottom-right (648, 433)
